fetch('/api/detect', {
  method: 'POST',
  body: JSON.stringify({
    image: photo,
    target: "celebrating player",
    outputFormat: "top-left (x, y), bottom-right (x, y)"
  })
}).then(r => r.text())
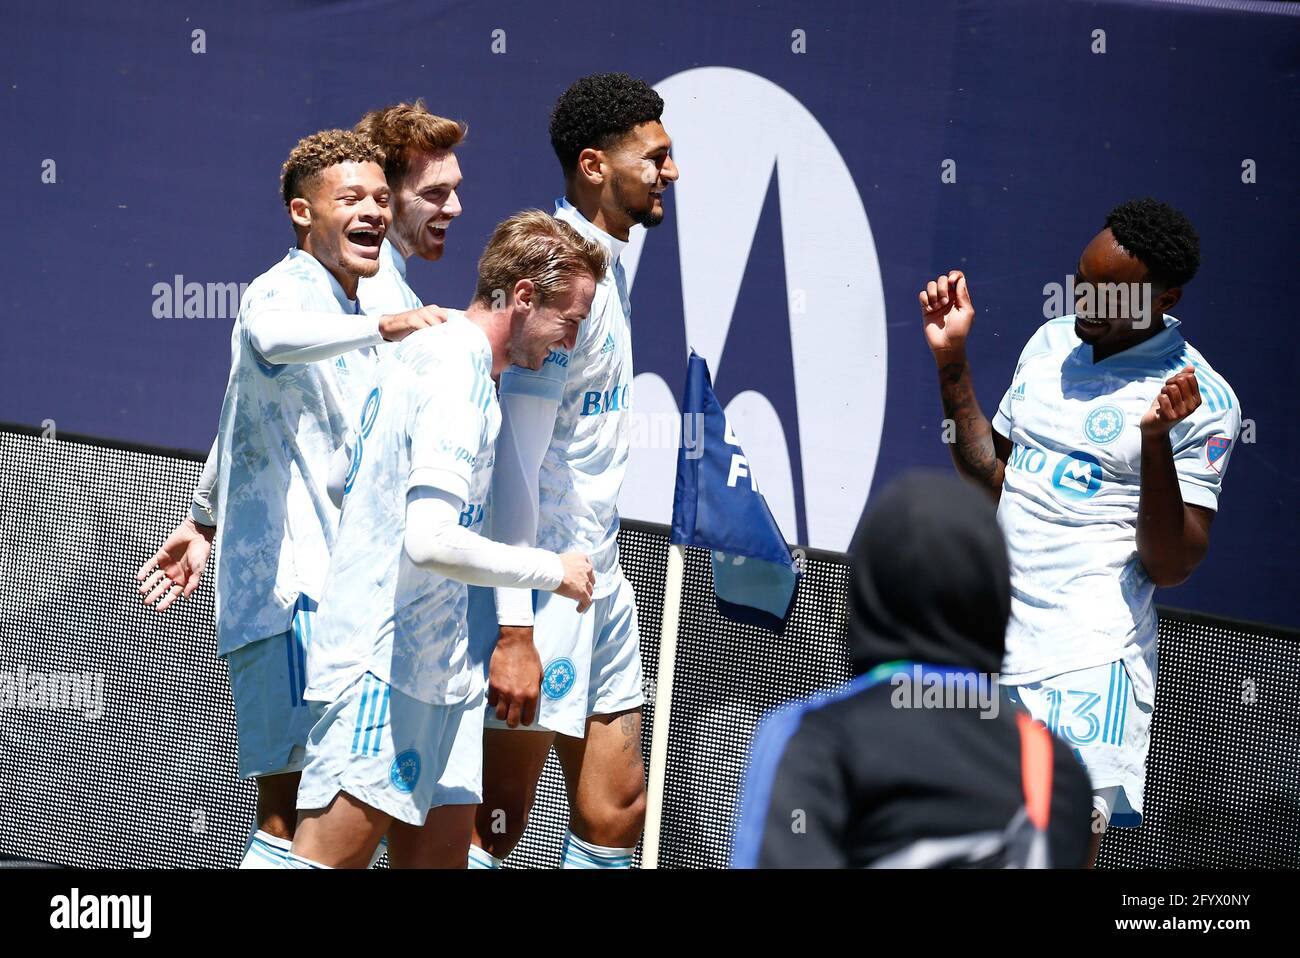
top-left (286, 211), bottom-right (606, 869)
top-left (138, 101), bottom-right (463, 620)
top-left (135, 129), bottom-right (444, 868)
top-left (466, 73), bottom-right (679, 869)
top-left (353, 99), bottom-right (465, 314)
top-left (920, 198), bottom-right (1241, 864)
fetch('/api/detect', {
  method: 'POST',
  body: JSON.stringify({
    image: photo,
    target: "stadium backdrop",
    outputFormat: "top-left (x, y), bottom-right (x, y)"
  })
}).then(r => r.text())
top-left (2, 0), bottom-right (1297, 627)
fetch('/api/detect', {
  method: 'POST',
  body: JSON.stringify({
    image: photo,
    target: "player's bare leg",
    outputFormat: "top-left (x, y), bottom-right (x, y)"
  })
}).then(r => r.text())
top-left (255, 771), bottom-right (301, 841)
top-left (1087, 827), bottom-right (1103, 869)
top-left (389, 805), bottom-right (476, 868)
top-left (292, 792), bottom-right (390, 869)
top-left (554, 708), bottom-right (647, 849)
top-left (472, 727), bottom-right (556, 859)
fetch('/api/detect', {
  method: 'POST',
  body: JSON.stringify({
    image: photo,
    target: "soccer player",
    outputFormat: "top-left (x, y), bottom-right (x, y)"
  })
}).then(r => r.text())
top-left (138, 101), bottom-right (463, 619)
top-left (732, 472), bottom-right (1094, 868)
top-left (287, 211), bottom-right (606, 869)
top-left (920, 198), bottom-right (1241, 864)
top-left (135, 129), bottom-right (443, 868)
top-left (352, 99), bottom-right (465, 314)
top-left (466, 73), bottom-right (679, 870)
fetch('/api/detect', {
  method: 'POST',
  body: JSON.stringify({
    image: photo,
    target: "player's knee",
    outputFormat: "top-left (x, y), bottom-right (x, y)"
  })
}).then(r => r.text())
top-left (575, 781), bottom-right (646, 847)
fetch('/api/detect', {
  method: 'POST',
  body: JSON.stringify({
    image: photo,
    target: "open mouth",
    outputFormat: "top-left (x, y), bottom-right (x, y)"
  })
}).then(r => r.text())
top-left (428, 223), bottom-right (448, 242)
top-left (346, 226), bottom-right (382, 254)
top-left (1076, 315), bottom-right (1108, 330)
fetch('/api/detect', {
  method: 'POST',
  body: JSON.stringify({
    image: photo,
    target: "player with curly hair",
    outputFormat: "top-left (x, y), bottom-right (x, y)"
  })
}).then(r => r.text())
top-left (136, 129), bottom-right (446, 868)
top-left (919, 199), bottom-right (1241, 865)
top-left (465, 73), bottom-right (679, 869)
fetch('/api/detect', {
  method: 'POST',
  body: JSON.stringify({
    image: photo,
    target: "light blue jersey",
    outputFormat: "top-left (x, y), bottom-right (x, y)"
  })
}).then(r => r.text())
top-left (213, 249), bottom-right (377, 655)
top-left (305, 314), bottom-right (500, 707)
top-left (991, 315), bottom-right (1241, 701)
top-left (493, 198), bottom-right (632, 598)
top-left (359, 238), bottom-right (424, 314)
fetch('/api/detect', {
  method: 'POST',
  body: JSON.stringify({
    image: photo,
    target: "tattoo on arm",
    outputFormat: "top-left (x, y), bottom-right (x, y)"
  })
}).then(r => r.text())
top-left (938, 361), bottom-right (1002, 490)
top-left (620, 712), bottom-right (639, 752)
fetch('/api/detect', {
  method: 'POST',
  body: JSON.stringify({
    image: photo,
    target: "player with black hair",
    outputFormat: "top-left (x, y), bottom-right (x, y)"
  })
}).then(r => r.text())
top-left (546, 71), bottom-right (671, 229)
top-left (920, 198), bottom-right (1240, 865)
top-left (465, 72), bottom-right (679, 869)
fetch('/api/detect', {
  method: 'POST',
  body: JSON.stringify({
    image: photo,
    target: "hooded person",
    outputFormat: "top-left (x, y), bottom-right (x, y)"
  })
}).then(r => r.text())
top-left (731, 471), bottom-right (1094, 868)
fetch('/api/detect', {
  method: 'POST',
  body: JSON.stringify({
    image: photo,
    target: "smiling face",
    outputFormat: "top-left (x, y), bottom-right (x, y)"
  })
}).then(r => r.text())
top-left (602, 120), bottom-right (677, 235)
top-left (291, 160), bottom-right (391, 296)
top-left (1073, 227), bottom-right (1175, 356)
top-left (507, 272), bottom-right (595, 371)
top-left (390, 149), bottom-right (462, 262)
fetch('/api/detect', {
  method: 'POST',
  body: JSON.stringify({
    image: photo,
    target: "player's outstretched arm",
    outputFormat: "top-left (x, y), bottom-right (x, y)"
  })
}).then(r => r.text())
top-left (1136, 367), bottom-right (1214, 586)
top-left (135, 436), bottom-right (219, 612)
top-left (920, 271), bottom-right (1009, 501)
top-left (245, 305), bottom-right (447, 365)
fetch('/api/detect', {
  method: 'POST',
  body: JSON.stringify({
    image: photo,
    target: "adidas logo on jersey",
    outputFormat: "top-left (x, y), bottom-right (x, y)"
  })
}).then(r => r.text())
top-left (601, 333), bottom-right (616, 355)
top-left (1012, 382), bottom-right (1025, 401)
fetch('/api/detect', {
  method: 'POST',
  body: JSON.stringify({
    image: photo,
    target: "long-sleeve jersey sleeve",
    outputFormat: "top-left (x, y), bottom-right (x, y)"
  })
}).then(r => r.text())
top-left (487, 389), bottom-right (562, 626)
top-left (404, 487), bottom-right (564, 591)
top-left (245, 309), bottom-right (384, 365)
top-left (190, 436), bottom-right (219, 527)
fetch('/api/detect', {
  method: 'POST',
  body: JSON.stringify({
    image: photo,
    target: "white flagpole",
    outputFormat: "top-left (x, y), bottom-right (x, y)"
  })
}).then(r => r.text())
top-left (641, 541), bottom-right (686, 869)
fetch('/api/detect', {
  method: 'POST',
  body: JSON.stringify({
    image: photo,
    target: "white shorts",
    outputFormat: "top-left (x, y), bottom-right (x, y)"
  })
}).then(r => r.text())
top-left (468, 569), bottom-right (644, 739)
top-left (1004, 659), bottom-right (1151, 828)
top-left (223, 595), bottom-right (317, 779)
top-left (297, 671), bottom-right (483, 826)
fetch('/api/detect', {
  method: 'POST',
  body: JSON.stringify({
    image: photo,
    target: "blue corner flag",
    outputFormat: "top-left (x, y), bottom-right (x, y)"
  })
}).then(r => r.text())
top-left (671, 351), bottom-right (799, 631)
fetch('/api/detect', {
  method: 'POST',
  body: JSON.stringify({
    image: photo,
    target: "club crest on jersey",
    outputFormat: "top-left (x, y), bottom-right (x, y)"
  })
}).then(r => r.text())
top-left (390, 749), bottom-right (421, 793)
top-left (542, 658), bottom-right (577, 699)
top-left (1083, 405), bottom-right (1125, 445)
top-left (1205, 434), bottom-right (1232, 472)
top-left (1051, 451), bottom-right (1103, 500)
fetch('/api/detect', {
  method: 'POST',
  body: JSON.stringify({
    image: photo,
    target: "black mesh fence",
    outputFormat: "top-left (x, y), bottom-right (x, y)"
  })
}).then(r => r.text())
top-left (0, 424), bottom-right (1296, 868)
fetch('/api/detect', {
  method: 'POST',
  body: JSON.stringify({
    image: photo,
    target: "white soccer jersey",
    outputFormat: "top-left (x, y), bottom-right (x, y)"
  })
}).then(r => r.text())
top-left (359, 238), bottom-right (423, 314)
top-left (304, 313), bottom-right (500, 707)
top-left (991, 314), bottom-right (1241, 701)
top-left (190, 242), bottom-right (408, 593)
top-left (213, 248), bottom-right (378, 655)
top-left (493, 197), bottom-right (632, 597)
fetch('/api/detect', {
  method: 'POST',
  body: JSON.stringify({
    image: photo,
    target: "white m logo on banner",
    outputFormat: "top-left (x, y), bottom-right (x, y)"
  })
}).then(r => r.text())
top-left (619, 67), bottom-right (888, 552)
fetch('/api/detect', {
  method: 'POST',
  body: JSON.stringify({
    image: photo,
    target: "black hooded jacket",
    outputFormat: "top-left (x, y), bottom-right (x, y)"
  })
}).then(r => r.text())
top-left (732, 473), bottom-right (1093, 868)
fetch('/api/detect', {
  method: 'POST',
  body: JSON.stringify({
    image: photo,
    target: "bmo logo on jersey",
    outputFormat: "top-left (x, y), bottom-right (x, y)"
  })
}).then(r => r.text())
top-left (1009, 443), bottom-right (1104, 500)
top-left (581, 383), bottom-right (630, 416)
top-left (1052, 451), bottom-right (1103, 500)
top-left (619, 68), bottom-right (888, 551)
